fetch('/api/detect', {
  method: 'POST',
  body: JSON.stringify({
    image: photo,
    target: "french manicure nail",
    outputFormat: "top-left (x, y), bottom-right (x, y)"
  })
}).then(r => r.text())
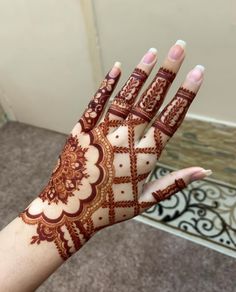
top-left (187, 65), bottom-right (205, 83)
top-left (109, 61), bottom-right (121, 78)
top-left (168, 40), bottom-right (186, 61)
top-left (191, 169), bottom-right (212, 182)
top-left (142, 48), bottom-right (157, 64)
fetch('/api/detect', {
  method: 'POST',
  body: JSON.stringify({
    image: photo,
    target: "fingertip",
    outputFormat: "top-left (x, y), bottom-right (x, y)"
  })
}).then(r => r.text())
top-left (109, 61), bottom-right (122, 78)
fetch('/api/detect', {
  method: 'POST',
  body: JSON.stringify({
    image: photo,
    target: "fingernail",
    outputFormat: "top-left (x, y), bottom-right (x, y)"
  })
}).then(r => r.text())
top-left (168, 40), bottom-right (186, 61)
top-left (187, 65), bottom-right (205, 83)
top-left (142, 48), bottom-right (157, 64)
top-left (109, 61), bottom-right (121, 78)
top-left (191, 169), bottom-right (212, 182)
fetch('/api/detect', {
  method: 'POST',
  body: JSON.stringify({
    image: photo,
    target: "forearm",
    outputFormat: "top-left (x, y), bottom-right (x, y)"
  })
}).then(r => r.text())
top-left (0, 212), bottom-right (66, 291)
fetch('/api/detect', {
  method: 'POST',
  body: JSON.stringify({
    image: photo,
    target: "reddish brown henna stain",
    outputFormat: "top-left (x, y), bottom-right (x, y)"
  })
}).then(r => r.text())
top-left (19, 68), bottom-right (187, 261)
top-left (39, 135), bottom-right (89, 204)
top-left (152, 178), bottom-right (186, 203)
top-left (153, 87), bottom-right (196, 137)
top-left (131, 67), bottom-right (176, 122)
top-left (79, 72), bottom-right (120, 132)
top-left (108, 68), bottom-right (148, 119)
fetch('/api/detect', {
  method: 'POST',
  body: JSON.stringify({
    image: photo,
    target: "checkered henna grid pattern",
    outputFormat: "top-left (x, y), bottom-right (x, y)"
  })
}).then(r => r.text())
top-left (19, 65), bottom-right (196, 260)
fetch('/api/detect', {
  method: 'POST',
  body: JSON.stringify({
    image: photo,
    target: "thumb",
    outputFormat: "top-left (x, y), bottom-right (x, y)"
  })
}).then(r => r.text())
top-left (138, 166), bottom-right (212, 212)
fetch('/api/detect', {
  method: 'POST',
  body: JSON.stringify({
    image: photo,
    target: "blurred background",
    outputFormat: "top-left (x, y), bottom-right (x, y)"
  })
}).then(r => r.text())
top-left (0, 0), bottom-right (236, 132)
top-left (0, 1), bottom-right (236, 291)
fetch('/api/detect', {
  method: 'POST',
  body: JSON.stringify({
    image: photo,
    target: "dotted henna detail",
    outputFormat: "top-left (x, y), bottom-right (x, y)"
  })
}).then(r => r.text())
top-left (19, 69), bottom-right (192, 261)
top-left (108, 68), bottom-right (148, 118)
top-left (152, 178), bottom-right (186, 203)
top-left (20, 127), bottom-right (115, 260)
top-left (39, 135), bottom-right (89, 204)
top-left (131, 67), bottom-right (176, 122)
top-left (153, 87), bottom-right (196, 137)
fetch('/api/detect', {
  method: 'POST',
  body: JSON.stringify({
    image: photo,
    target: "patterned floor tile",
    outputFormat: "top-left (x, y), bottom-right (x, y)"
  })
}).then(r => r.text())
top-left (137, 163), bottom-right (236, 258)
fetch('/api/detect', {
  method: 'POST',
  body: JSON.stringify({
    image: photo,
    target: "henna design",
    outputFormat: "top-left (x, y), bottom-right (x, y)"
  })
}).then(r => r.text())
top-left (39, 135), bottom-right (89, 204)
top-left (152, 178), bottom-right (186, 203)
top-left (131, 67), bottom-right (176, 122)
top-left (153, 87), bottom-right (196, 137)
top-left (108, 68), bottom-right (148, 119)
top-left (79, 72), bottom-right (120, 132)
top-left (20, 70), bottom-right (192, 261)
top-left (20, 127), bottom-right (115, 259)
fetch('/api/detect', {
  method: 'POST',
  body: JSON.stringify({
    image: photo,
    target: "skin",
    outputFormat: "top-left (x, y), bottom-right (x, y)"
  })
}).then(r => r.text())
top-left (0, 41), bottom-right (207, 292)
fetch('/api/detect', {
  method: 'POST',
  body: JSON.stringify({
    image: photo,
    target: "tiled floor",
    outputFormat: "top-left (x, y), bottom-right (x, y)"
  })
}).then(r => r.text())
top-left (138, 118), bottom-right (236, 258)
top-left (138, 163), bottom-right (236, 258)
top-left (159, 118), bottom-right (236, 185)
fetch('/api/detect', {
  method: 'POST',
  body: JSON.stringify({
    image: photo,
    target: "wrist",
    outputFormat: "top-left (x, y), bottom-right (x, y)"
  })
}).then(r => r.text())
top-left (19, 195), bottom-right (91, 260)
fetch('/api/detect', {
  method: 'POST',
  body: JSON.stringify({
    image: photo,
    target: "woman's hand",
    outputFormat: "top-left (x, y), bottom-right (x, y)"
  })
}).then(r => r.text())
top-left (20, 40), bottom-right (209, 260)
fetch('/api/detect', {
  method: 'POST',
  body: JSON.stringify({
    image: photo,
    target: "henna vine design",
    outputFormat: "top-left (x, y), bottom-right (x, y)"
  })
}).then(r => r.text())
top-left (131, 67), bottom-right (176, 122)
top-left (154, 87), bottom-right (196, 137)
top-left (108, 68), bottom-right (148, 119)
top-left (20, 65), bottom-right (194, 260)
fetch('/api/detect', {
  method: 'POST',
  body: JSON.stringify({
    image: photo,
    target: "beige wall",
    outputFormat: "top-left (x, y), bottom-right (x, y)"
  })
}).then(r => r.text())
top-left (93, 0), bottom-right (236, 125)
top-left (0, 0), bottom-right (235, 133)
top-left (0, 0), bottom-right (99, 133)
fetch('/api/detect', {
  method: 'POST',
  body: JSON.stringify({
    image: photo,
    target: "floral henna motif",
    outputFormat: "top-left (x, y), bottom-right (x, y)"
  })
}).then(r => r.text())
top-left (19, 69), bottom-right (193, 261)
top-left (131, 67), bottom-right (176, 121)
top-left (20, 126), bottom-right (115, 260)
top-left (152, 179), bottom-right (186, 203)
top-left (153, 87), bottom-right (196, 137)
top-left (108, 68), bottom-right (148, 118)
top-left (39, 135), bottom-right (89, 204)
top-left (79, 72), bottom-right (120, 132)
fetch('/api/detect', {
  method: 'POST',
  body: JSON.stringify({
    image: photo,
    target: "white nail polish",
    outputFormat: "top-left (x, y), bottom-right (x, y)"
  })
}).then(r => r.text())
top-left (148, 48), bottom-right (158, 54)
top-left (190, 168), bottom-right (213, 182)
top-left (202, 169), bottom-right (212, 176)
top-left (175, 40), bottom-right (186, 48)
top-left (114, 61), bottom-right (122, 69)
top-left (195, 64), bottom-right (205, 72)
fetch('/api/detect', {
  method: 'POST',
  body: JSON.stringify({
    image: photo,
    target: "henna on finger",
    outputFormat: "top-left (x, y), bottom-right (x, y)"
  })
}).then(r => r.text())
top-left (79, 67), bottom-right (121, 132)
top-left (153, 87), bottom-right (196, 137)
top-left (19, 53), bottom-right (204, 261)
top-left (151, 178), bottom-right (186, 203)
top-left (107, 68), bottom-right (148, 119)
top-left (130, 67), bottom-right (176, 122)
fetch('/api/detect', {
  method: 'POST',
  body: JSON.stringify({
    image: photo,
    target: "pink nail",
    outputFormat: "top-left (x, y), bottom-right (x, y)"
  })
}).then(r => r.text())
top-left (142, 48), bottom-right (157, 64)
top-left (168, 40), bottom-right (186, 61)
top-left (109, 62), bottom-right (121, 78)
top-left (187, 65), bottom-right (205, 83)
top-left (191, 169), bottom-right (212, 182)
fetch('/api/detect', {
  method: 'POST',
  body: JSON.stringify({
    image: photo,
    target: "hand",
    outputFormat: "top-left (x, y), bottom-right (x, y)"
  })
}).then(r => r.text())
top-left (20, 41), bottom-right (209, 260)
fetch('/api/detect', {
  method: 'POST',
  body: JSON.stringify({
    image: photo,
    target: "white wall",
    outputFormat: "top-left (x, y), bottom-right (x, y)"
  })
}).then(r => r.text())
top-left (0, 0), bottom-right (235, 134)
